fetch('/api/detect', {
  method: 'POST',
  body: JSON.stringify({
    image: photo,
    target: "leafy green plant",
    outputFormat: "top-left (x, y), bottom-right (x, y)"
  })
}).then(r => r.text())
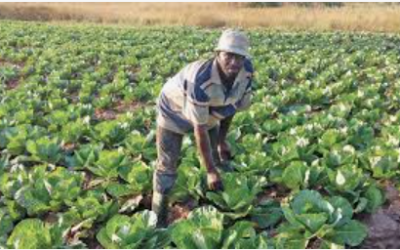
top-left (363, 146), bottom-right (400, 179)
top-left (124, 130), bottom-right (157, 161)
top-left (43, 167), bottom-right (84, 207)
top-left (170, 147), bottom-right (205, 203)
top-left (72, 189), bottom-right (117, 222)
top-left (96, 210), bottom-right (170, 249)
top-left (222, 221), bottom-right (270, 249)
top-left (281, 161), bottom-right (310, 190)
top-left (2, 200), bottom-right (26, 222)
top-left (1, 127), bottom-right (29, 156)
top-left (14, 166), bottom-right (84, 215)
top-left (171, 206), bottom-right (224, 249)
top-left (206, 173), bottom-right (267, 218)
top-left (92, 120), bottom-right (129, 146)
top-left (326, 164), bottom-right (365, 193)
top-left (171, 206), bottom-right (270, 249)
top-left (250, 199), bottom-right (283, 229)
top-left (322, 145), bottom-right (357, 168)
top-left (104, 159), bottom-right (154, 198)
top-left (7, 219), bottom-right (52, 249)
top-left (271, 137), bottom-right (316, 164)
top-left (0, 165), bottom-right (29, 199)
top-left (275, 190), bottom-right (368, 248)
top-left (234, 151), bottom-right (273, 175)
top-left (116, 160), bottom-right (153, 195)
top-left (354, 184), bottom-right (385, 214)
top-left (66, 144), bottom-right (102, 170)
top-left (87, 149), bottom-right (130, 180)
top-left (60, 119), bottom-right (90, 144)
top-left (26, 137), bottom-right (62, 164)
top-left (0, 209), bottom-right (14, 238)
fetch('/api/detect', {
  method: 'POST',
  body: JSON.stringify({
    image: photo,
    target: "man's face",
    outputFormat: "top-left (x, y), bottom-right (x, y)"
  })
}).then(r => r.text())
top-left (216, 51), bottom-right (245, 79)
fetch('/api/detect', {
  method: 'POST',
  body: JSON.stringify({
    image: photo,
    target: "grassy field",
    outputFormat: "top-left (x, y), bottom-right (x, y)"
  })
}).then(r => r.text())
top-left (1, 3), bottom-right (400, 32)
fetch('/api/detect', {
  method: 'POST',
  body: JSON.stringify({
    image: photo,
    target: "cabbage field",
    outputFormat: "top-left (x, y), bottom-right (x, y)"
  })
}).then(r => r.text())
top-left (1, 20), bottom-right (400, 248)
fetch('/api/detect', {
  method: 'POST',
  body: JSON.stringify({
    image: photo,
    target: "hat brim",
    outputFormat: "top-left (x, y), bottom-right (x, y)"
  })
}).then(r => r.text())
top-left (215, 47), bottom-right (250, 58)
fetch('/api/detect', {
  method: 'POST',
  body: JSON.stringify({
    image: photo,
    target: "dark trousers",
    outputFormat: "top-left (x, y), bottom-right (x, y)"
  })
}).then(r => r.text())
top-left (152, 125), bottom-right (221, 195)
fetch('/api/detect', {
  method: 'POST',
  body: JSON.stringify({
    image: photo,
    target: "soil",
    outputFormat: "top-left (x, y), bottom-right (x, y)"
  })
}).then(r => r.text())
top-left (308, 238), bottom-right (323, 249)
top-left (1, 59), bottom-right (24, 90)
top-left (85, 239), bottom-right (103, 249)
top-left (140, 194), bottom-right (153, 210)
top-left (168, 199), bottom-right (197, 225)
top-left (257, 185), bottom-right (291, 203)
top-left (359, 182), bottom-right (400, 249)
top-left (82, 171), bottom-right (95, 190)
top-left (94, 109), bottom-right (117, 120)
top-left (43, 212), bottom-right (58, 224)
top-left (114, 100), bottom-right (142, 113)
top-left (94, 101), bottom-right (142, 121)
top-left (168, 204), bottom-right (191, 224)
top-left (0, 59), bottom-right (24, 68)
top-left (61, 142), bottom-right (77, 152)
top-left (5, 78), bottom-right (21, 90)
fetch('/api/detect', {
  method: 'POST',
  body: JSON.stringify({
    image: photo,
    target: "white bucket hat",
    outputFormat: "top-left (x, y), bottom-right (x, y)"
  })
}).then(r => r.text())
top-left (215, 29), bottom-right (250, 58)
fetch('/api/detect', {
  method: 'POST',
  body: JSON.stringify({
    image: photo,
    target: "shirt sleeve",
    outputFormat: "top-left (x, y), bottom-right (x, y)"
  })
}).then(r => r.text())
top-left (236, 77), bottom-right (253, 112)
top-left (183, 80), bottom-right (210, 125)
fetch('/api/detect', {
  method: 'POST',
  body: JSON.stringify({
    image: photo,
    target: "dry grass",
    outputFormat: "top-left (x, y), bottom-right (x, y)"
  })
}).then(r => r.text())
top-left (1, 3), bottom-right (400, 32)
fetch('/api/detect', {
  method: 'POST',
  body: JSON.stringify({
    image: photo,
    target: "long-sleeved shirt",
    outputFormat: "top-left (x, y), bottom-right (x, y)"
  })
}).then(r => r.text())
top-left (157, 57), bottom-right (254, 134)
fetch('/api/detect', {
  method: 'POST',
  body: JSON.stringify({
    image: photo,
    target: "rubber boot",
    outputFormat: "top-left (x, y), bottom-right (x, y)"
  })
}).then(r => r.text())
top-left (152, 192), bottom-right (169, 228)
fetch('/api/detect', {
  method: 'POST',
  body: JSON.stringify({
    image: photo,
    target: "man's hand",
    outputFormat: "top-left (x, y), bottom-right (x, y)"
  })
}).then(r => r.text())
top-left (194, 124), bottom-right (224, 191)
top-left (218, 140), bottom-right (232, 162)
top-left (207, 169), bottom-right (224, 191)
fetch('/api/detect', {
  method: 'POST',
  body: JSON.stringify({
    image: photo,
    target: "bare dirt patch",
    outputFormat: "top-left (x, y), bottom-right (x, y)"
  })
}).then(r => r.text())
top-left (5, 78), bottom-right (20, 90)
top-left (257, 185), bottom-right (290, 203)
top-left (94, 101), bottom-right (143, 121)
top-left (94, 109), bottom-right (118, 121)
top-left (61, 142), bottom-right (78, 152)
top-left (1, 59), bottom-right (25, 90)
top-left (114, 100), bottom-right (142, 113)
top-left (168, 200), bottom-right (196, 225)
top-left (359, 182), bottom-right (400, 249)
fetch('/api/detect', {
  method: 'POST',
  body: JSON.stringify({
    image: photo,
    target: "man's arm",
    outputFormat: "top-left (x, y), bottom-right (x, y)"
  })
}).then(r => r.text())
top-left (218, 115), bottom-right (234, 144)
top-left (194, 124), bottom-right (223, 191)
top-left (218, 115), bottom-right (234, 161)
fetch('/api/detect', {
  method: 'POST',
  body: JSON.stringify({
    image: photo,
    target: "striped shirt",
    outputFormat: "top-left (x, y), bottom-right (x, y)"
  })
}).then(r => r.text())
top-left (157, 58), bottom-right (253, 134)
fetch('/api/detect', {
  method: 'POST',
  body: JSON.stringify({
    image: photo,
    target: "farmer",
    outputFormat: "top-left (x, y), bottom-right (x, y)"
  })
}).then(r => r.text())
top-left (152, 29), bottom-right (254, 227)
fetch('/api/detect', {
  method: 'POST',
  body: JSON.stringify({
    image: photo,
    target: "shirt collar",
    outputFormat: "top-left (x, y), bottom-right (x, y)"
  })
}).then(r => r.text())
top-left (210, 58), bottom-right (246, 87)
top-left (210, 58), bottom-right (222, 85)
